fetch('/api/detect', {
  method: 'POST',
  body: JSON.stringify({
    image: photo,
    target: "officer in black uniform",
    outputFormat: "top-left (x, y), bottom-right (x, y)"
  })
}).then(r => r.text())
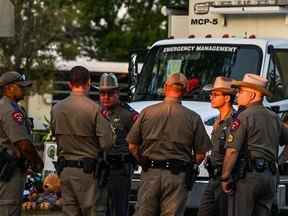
top-left (97, 73), bottom-right (138, 216)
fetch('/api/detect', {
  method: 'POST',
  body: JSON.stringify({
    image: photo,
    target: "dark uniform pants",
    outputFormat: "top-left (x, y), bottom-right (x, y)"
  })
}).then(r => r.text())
top-left (134, 169), bottom-right (188, 216)
top-left (197, 179), bottom-right (227, 216)
top-left (107, 163), bottom-right (133, 216)
top-left (0, 168), bottom-right (24, 216)
top-left (227, 170), bottom-right (277, 216)
top-left (61, 167), bottom-right (107, 216)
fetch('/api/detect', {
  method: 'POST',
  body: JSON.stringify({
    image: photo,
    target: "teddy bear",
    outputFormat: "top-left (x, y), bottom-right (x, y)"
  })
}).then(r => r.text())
top-left (22, 189), bottom-right (38, 211)
top-left (37, 174), bottom-right (63, 210)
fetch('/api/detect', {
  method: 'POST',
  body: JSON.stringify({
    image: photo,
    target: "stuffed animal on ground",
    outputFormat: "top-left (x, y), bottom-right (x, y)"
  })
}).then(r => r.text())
top-left (22, 189), bottom-right (38, 211)
top-left (37, 174), bottom-right (62, 210)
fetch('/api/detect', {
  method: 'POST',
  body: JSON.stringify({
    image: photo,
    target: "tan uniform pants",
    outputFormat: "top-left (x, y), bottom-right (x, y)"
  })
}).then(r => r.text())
top-left (134, 169), bottom-right (188, 216)
top-left (60, 167), bottom-right (107, 216)
top-left (0, 168), bottom-right (24, 216)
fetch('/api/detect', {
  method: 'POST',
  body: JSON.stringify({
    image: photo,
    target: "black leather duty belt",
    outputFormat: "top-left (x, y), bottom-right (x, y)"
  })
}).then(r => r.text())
top-left (147, 159), bottom-right (190, 172)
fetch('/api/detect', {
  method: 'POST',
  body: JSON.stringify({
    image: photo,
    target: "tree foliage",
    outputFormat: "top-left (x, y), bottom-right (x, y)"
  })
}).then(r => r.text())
top-left (0, 0), bottom-right (184, 92)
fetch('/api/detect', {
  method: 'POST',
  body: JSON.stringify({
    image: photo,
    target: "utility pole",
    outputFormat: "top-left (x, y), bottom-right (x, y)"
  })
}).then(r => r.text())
top-left (0, 0), bottom-right (14, 37)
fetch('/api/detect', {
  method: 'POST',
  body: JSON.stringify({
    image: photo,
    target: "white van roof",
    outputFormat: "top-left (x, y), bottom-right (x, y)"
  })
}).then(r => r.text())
top-left (55, 57), bottom-right (128, 74)
top-left (152, 38), bottom-right (288, 49)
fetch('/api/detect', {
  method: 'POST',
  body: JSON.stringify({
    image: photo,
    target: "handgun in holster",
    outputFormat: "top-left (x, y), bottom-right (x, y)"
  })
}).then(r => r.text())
top-left (96, 153), bottom-right (110, 188)
top-left (53, 156), bottom-right (66, 175)
top-left (82, 158), bottom-right (97, 174)
top-left (204, 156), bottom-right (214, 178)
top-left (185, 162), bottom-right (199, 191)
top-left (139, 156), bottom-right (150, 172)
top-left (0, 150), bottom-right (18, 182)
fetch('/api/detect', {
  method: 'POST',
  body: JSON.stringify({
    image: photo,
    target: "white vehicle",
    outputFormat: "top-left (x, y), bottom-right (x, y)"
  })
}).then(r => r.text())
top-left (128, 0), bottom-right (288, 213)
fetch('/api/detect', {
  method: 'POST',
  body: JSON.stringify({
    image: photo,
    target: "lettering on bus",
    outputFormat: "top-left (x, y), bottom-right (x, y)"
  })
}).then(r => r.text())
top-left (191, 18), bottom-right (218, 25)
top-left (163, 46), bottom-right (238, 53)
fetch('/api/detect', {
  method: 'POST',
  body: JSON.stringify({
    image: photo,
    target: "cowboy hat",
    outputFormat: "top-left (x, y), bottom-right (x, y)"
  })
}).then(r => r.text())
top-left (231, 73), bottom-right (272, 97)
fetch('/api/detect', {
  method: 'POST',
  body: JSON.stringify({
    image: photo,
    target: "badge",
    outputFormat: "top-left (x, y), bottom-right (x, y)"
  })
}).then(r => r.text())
top-left (12, 112), bottom-right (24, 124)
top-left (227, 134), bottom-right (234, 143)
top-left (230, 118), bottom-right (240, 131)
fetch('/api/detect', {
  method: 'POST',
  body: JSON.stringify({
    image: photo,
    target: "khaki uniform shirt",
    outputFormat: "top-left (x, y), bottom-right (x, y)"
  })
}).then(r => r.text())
top-left (51, 92), bottom-right (113, 160)
top-left (126, 98), bottom-right (212, 162)
top-left (227, 103), bottom-right (288, 162)
top-left (102, 103), bottom-right (138, 156)
top-left (210, 111), bottom-right (233, 166)
top-left (0, 96), bottom-right (32, 153)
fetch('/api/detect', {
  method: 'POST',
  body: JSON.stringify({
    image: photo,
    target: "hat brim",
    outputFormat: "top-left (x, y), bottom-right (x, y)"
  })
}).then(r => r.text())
top-left (203, 84), bottom-right (235, 94)
top-left (16, 80), bottom-right (32, 87)
top-left (91, 84), bottom-right (119, 91)
top-left (232, 81), bottom-right (272, 97)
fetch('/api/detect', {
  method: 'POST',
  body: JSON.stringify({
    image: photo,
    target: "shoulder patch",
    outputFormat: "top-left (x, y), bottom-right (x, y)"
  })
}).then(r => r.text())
top-left (12, 111), bottom-right (24, 124)
top-left (120, 102), bottom-right (139, 123)
top-left (131, 112), bottom-right (139, 123)
top-left (230, 118), bottom-right (240, 131)
top-left (100, 108), bottom-right (110, 121)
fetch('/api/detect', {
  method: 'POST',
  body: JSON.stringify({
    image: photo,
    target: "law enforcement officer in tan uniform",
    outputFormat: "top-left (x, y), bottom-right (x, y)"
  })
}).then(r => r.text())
top-left (0, 71), bottom-right (43, 216)
top-left (97, 73), bottom-right (138, 216)
top-left (127, 73), bottom-right (212, 216)
top-left (198, 76), bottom-right (235, 216)
top-left (221, 73), bottom-right (288, 216)
top-left (51, 66), bottom-right (114, 216)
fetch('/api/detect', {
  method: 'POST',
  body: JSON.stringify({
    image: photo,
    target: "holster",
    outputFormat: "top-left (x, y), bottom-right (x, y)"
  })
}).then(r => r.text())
top-left (53, 157), bottom-right (65, 175)
top-left (140, 156), bottom-right (150, 172)
top-left (96, 157), bottom-right (110, 188)
top-left (0, 150), bottom-right (18, 182)
top-left (185, 163), bottom-right (199, 191)
top-left (204, 156), bottom-right (214, 178)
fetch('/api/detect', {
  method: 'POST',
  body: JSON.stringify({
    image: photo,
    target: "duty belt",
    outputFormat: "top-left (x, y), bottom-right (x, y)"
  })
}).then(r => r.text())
top-left (247, 158), bottom-right (277, 174)
top-left (107, 155), bottom-right (132, 163)
top-left (64, 160), bottom-right (85, 168)
top-left (147, 159), bottom-right (190, 173)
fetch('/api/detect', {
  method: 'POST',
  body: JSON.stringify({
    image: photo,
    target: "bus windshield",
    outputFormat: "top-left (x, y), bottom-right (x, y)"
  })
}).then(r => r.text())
top-left (133, 44), bottom-right (262, 101)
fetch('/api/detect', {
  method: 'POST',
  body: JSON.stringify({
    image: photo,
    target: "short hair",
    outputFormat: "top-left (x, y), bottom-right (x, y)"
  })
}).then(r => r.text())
top-left (69, 66), bottom-right (90, 86)
top-left (227, 93), bottom-right (236, 105)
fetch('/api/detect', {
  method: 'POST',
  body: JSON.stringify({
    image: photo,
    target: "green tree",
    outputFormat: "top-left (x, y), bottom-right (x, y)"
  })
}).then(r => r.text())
top-left (0, 0), bottom-right (186, 91)
top-left (79, 0), bottom-right (175, 61)
top-left (0, 0), bottom-right (82, 93)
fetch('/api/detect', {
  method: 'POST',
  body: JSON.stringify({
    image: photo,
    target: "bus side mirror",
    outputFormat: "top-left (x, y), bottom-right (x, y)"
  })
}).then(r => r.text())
top-left (128, 49), bottom-right (148, 99)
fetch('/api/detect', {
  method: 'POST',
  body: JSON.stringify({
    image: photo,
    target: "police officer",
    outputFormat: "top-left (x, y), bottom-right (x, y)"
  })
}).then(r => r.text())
top-left (221, 73), bottom-right (288, 216)
top-left (98, 73), bottom-right (138, 216)
top-left (51, 66), bottom-right (114, 216)
top-left (127, 73), bottom-right (212, 216)
top-left (198, 76), bottom-right (235, 216)
top-left (0, 71), bottom-right (43, 216)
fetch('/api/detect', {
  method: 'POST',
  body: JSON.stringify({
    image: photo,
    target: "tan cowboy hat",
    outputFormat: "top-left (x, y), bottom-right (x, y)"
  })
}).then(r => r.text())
top-left (203, 76), bottom-right (235, 94)
top-left (231, 73), bottom-right (272, 97)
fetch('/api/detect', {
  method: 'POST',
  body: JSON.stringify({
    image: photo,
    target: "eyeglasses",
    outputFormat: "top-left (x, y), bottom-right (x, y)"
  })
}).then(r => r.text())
top-left (236, 89), bottom-right (254, 95)
top-left (209, 93), bottom-right (225, 98)
top-left (99, 91), bottom-right (117, 97)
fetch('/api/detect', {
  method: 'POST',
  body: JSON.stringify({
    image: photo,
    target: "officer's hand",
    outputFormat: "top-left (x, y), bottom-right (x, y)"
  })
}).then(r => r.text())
top-left (222, 180), bottom-right (233, 194)
top-left (195, 153), bottom-right (205, 164)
